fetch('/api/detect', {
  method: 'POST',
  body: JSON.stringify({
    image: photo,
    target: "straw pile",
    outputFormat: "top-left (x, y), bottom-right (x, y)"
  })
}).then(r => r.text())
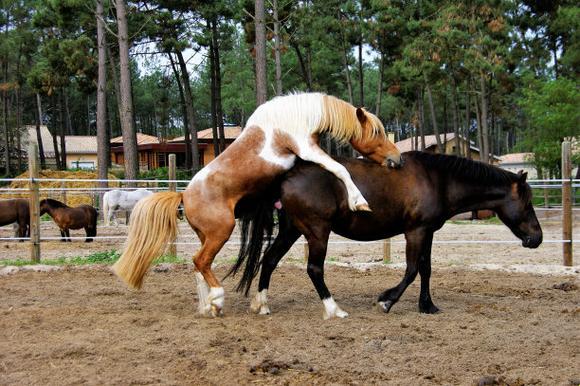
top-left (7, 170), bottom-right (121, 207)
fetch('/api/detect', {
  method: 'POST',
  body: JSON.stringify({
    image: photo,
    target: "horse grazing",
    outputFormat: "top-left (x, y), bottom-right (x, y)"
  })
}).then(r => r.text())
top-left (113, 92), bottom-right (402, 317)
top-left (230, 152), bottom-right (543, 319)
top-left (0, 199), bottom-right (30, 240)
top-left (40, 199), bottom-right (98, 242)
top-left (102, 189), bottom-right (153, 226)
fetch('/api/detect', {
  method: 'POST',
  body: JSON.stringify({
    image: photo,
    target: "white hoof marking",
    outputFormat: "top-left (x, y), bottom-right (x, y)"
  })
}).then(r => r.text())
top-left (322, 297), bottom-right (349, 320)
top-left (251, 289), bottom-right (271, 315)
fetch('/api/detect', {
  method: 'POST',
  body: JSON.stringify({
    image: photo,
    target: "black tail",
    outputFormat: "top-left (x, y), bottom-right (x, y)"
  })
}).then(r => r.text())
top-left (225, 196), bottom-right (278, 296)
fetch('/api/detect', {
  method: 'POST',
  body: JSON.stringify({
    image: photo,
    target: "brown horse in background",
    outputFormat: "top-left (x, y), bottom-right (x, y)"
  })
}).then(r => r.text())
top-left (0, 199), bottom-right (30, 240)
top-left (113, 92), bottom-right (402, 317)
top-left (40, 199), bottom-right (97, 242)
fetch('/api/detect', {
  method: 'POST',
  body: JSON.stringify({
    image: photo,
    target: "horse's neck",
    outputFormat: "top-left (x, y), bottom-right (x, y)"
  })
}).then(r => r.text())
top-left (446, 179), bottom-right (509, 216)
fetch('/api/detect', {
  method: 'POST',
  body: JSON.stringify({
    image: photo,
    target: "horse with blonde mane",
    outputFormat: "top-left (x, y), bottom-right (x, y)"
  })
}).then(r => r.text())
top-left (113, 92), bottom-right (402, 316)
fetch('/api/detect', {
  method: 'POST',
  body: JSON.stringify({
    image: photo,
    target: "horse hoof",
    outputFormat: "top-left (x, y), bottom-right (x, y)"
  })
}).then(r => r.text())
top-left (378, 300), bottom-right (394, 313)
top-left (419, 304), bottom-right (441, 314)
top-left (210, 304), bottom-right (224, 317)
top-left (355, 203), bottom-right (372, 212)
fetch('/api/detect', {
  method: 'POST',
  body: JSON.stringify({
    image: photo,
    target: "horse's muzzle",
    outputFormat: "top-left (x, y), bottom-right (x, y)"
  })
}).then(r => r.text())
top-left (522, 234), bottom-right (542, 249)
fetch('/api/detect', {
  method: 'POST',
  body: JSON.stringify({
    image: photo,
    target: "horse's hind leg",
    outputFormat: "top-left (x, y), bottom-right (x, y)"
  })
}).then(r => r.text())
top-left (302, 226), bottom-right (348, 319)
top-left (193, 231), bottom-right (233, 317)
top-left (187, 205), bottom-right (235, 317)
top-left (251, 216), bottom-right (301, 315)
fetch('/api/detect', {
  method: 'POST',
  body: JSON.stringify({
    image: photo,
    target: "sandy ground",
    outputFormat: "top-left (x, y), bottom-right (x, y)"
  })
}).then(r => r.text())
top-left (0, 265), bottom-right (578, 385)
top-left (1, 216), bottom-right (579, 384)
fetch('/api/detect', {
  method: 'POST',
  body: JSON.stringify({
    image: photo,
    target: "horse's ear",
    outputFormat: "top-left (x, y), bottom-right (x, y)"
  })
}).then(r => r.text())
top-left (517, 170), bottom-right (527, 183)
top-left (356, 107), bottom-right (367, 124)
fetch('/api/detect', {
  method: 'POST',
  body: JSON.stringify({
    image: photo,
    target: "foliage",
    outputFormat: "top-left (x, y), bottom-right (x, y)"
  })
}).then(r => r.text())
top-left (0, 249), bottom-right (185, 267)
top-left (518, 77), bottom-right (580, 174)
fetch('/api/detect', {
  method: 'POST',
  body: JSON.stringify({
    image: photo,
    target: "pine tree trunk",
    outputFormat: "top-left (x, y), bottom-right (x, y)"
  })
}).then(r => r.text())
top-left (375, 51), bottom-right (384, 115)
top-left (175, 50), bottom-right (200, 171)
top-left (273, 0), bottom-right (283, 96)
top-left (254, 0), bottom-right (267, 105)
top-left (474, 90), bottom-right (484, 162)
top-left (59, 91), bottom-right (67, 170)
top-left (96, 0), bottom-right (109, 189)
top-left (292, 43), bottom-right (312, 91)
top-left (107, 45), bottom-right (121, 137)
top-left (451, 79), bottom-right (461, 156)
top-left (463, 89), bottom-right (472, 159)
top-left (479, 74), bottom-right (490, 163)
top-left (417, 87), bottom-right (426, 151)
top-left (208, 20), bottom-right (219, 158)
top-left (2, 61), bottom-right (10, 175)
top-left (168, 53), bottom-right (191, 169)
top-left (35, 93), bottom-right (46, 168)
top-left (425, 83), bottom-right (443, 153)
top-left (358, 38), bottom-right (364, 107)
top-left (211, 18), bottom-right (226, 153)
top-left (115, 0), bottom-right (139, 181)
top-left (339, 25), bottom-right (354, 104)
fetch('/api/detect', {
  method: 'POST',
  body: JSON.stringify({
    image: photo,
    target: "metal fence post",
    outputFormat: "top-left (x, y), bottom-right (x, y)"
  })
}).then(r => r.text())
top-left (28, 143), bottom-right (41, 262)
top-left (561, 141), bottom-right (573, 266)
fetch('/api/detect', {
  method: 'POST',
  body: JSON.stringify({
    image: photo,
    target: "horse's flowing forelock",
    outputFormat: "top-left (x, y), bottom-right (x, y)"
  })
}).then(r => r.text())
top-left (321, 95), bottom-right (385, 143)
top-left (244, 92), bottom-right (385, 144)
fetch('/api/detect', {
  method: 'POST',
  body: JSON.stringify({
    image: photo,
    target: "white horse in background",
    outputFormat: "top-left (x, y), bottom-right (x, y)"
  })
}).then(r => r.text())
top-left (102, 189), bottom-right (153, 226)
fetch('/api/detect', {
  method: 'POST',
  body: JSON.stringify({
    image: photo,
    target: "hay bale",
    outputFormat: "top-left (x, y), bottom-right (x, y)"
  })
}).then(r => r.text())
top-left (7, 170), bottom-right (121, 207)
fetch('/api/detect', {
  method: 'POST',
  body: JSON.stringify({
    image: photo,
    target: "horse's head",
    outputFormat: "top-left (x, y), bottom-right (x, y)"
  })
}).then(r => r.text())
top-left (495, 171), bottom-right (543, 248)
top-left (350, 108), bottom-right (402, 169)
top-left (39, 199), bottom-right (48, 216)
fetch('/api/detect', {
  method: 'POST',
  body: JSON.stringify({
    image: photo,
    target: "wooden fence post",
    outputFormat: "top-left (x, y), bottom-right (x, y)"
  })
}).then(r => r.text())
top-left (168, 154), bottom-right (177, 256)
top-left (383, 238), bottom-right (391, 264)
top-left (28, 142), bottom-right (41, 263)
top-left (561, 141), bottom-right (572, 266)
top-left (303, 241), bottom-right (309, 263)
top-left (168, 154), bottom-right (176, 192)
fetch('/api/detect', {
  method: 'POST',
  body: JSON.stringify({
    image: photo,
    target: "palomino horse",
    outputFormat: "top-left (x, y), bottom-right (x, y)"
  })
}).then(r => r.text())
top-left (40, 199), bottom-right (98, 242)
top-left (0, 199), bottom-right (30, 240)
top-left (113, 92), bottom-right (402, 316)
top-left (229, 152), bottom-right (543, 319)
top-left (102, 189), bottom-right (153, 226)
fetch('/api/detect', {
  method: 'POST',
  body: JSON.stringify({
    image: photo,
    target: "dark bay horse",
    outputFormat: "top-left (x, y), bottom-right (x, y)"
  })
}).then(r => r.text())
top-left (230, 151), bottom-right (543, 319)
top-left (113, 92), bottom-right (402, 317)
top-left (40, 199), bottom-right (97, 242)
top-left (0, 199), bottom-right (30, 240)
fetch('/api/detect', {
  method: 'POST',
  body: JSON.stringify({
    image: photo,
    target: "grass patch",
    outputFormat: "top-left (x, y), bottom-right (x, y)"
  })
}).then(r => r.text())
top-left (0, 250), bottom-right (186, 267)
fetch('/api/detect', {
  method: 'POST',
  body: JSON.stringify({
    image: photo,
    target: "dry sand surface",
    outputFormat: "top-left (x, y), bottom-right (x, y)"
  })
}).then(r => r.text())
top-left (0, 265), bottom-right (578, 385)
top-left (0, 218), bottom-right (579, 385)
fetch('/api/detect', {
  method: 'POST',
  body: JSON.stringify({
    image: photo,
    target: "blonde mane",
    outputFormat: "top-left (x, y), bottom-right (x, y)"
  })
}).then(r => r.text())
top-left (319, 95), bottom-right (386, 143)
top-left (244, 92), bottom-right (386, 144)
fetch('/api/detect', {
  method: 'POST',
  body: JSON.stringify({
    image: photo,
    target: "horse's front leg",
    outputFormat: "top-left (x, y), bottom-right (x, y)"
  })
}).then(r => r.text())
top-left (65, 229), bottom-right (72, 242)
top-left (378, 228), bottom-right (432, 313)
top-left (59, 229), bottom-right (66, 242)
top-left (417, 234), bottom-right (439, 314)
top-left (297, 143), bottom-right (371, 212)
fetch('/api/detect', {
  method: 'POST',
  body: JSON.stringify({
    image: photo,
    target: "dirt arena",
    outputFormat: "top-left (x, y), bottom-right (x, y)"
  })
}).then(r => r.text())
top-left (0, 264), bottom-right (579, 385)
top-left (1, 218), bottom-right (579, 385)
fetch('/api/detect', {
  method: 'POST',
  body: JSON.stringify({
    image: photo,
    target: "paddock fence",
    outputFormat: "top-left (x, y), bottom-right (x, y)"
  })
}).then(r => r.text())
top-left (0, 143), bottom-right (577, 266)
